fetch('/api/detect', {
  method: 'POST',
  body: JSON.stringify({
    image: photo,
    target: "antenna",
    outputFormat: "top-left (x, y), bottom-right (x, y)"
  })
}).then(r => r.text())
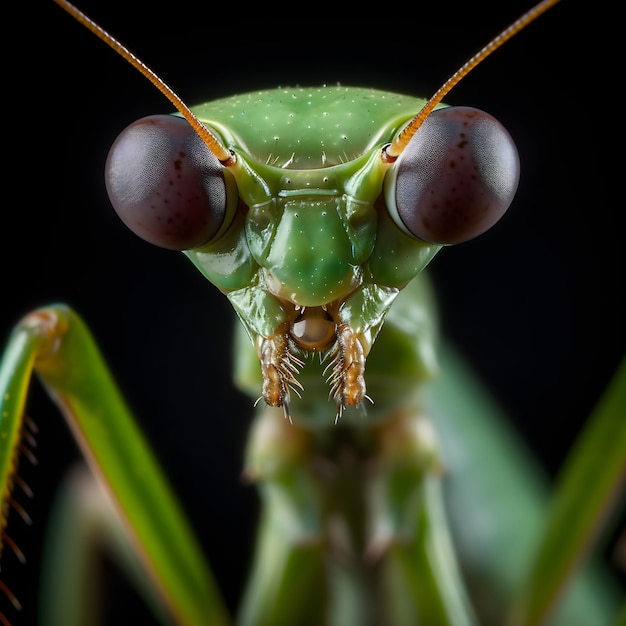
top-left (53, 0), bottom-right (235, 166)
top-left (383, 0), bottom-right (561, 161)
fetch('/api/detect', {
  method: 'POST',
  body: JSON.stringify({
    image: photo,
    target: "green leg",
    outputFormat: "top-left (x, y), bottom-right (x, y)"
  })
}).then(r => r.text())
top-left (237, 407), bottom-right (327, 626)
top-left (510, 355), bottom-right (626, 626)
top-left (381, 476), bottom-right (477, 626)
top-left (428, 341), bottom-right (623, 626)
top-left (0, 304), bottom-right (229, 626)
top-left (369, 411), bottom-right (477, 626)
top-left (39, 463), bottom-right (169, 626)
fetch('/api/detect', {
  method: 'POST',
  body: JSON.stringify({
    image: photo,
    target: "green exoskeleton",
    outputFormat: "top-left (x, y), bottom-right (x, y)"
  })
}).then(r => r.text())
top-left (1, 1), bottom-right (624, 625)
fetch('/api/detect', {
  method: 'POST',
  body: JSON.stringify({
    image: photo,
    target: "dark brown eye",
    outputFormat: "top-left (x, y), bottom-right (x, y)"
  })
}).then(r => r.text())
top-left (105, 114), bottom-right (234, 250)
top-left (384, 106), bottom-right (520, 245)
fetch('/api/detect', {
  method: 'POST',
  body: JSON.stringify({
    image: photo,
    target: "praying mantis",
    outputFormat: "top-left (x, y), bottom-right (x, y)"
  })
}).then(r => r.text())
top-left (2, 0), bottom-right (625, 623)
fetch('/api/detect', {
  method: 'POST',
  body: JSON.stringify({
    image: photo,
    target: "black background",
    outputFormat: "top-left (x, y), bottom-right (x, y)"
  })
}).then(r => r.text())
top-left (3, 1), bottom-right (623, 623)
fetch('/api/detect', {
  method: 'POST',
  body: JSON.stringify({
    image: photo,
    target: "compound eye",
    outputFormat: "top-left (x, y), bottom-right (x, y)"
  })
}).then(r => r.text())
top-left (385, 106), bottom-right (520, 245)
top-left (105, 114), bottom-right (234, 250)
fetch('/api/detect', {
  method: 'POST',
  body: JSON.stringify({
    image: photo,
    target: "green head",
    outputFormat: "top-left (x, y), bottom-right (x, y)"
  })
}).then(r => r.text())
top-left (56, 0), bottom-right (560, 419)
top-left (104, 86), bottom-right (519, 418)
